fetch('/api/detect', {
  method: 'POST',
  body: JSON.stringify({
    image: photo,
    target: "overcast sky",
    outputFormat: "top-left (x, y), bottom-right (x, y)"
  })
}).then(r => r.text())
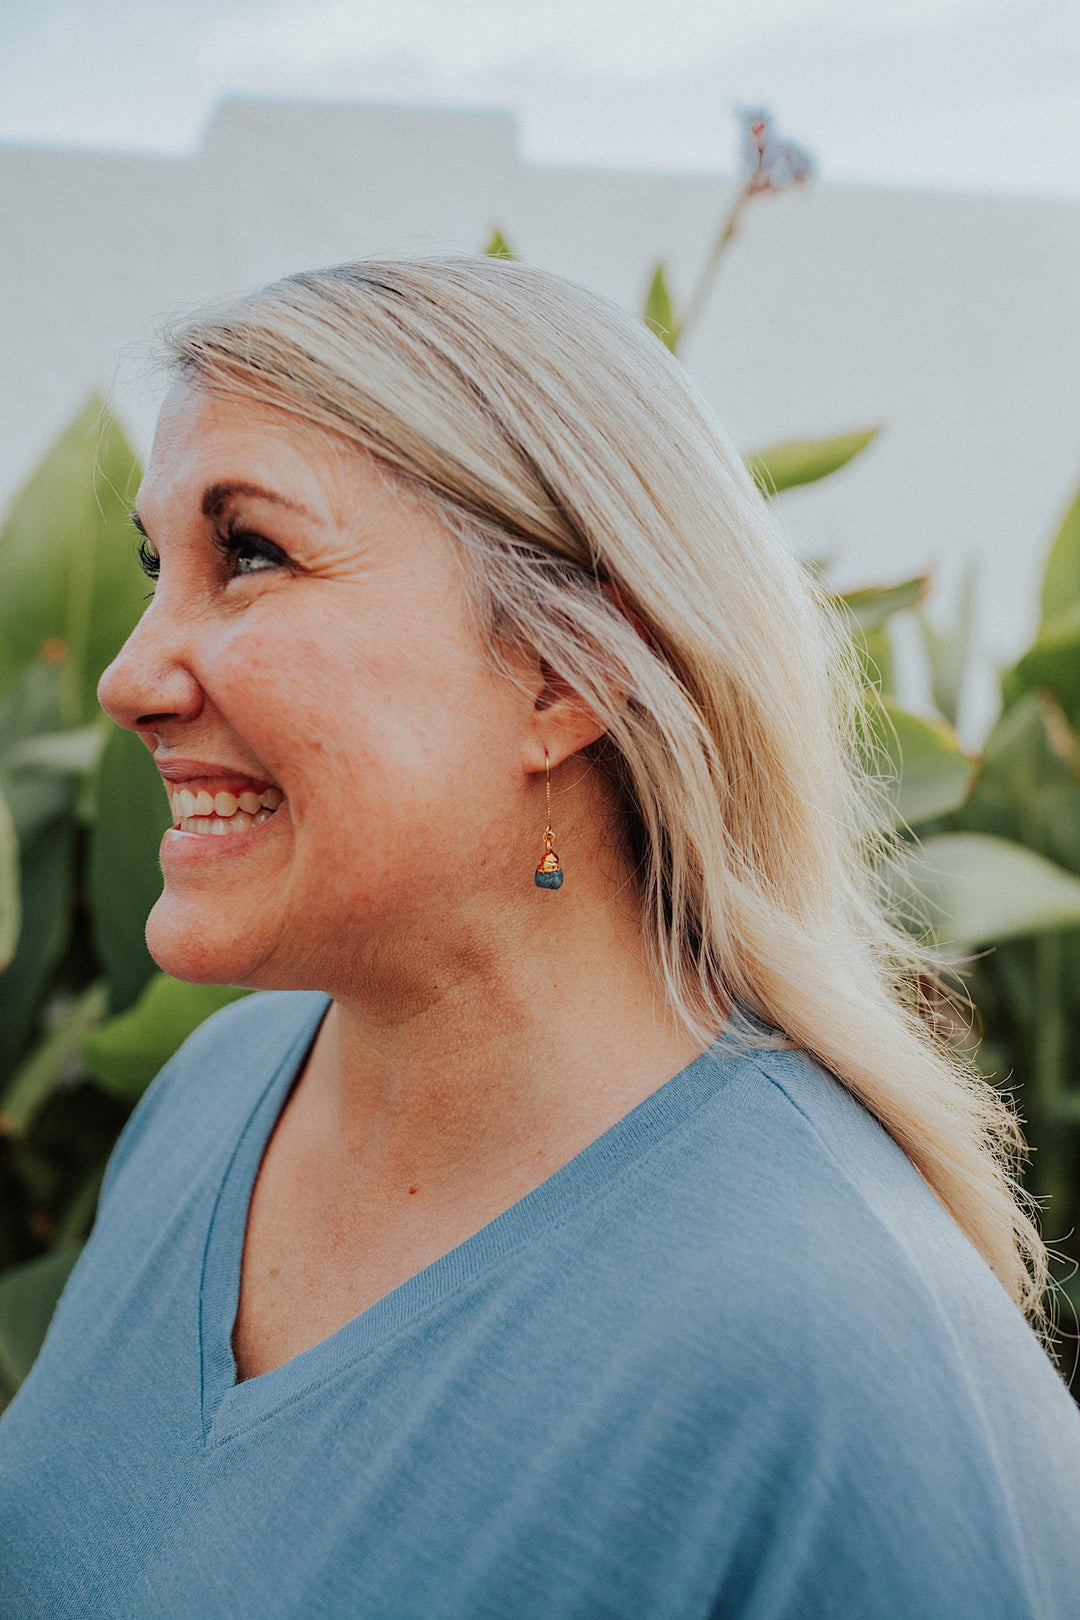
top-left (0, 0), bottom-right (1074, 196)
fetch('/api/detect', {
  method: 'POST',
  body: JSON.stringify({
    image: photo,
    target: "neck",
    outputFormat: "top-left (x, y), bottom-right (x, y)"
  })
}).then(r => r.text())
top-left (298, 846), bottom-right (712, 1203)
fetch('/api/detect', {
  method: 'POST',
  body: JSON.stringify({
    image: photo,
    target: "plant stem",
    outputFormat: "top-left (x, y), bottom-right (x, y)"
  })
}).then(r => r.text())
top-left (674, 179), bottom-right (753, 352)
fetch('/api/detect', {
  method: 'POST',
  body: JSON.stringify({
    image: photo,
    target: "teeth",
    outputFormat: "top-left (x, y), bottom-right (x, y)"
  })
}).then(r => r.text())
top-left (171, 785), bottom-right (283, 834)
top-left (178, 811), bottom-right (261, 835)
top-left (180, 816), bottom-right (215, 834)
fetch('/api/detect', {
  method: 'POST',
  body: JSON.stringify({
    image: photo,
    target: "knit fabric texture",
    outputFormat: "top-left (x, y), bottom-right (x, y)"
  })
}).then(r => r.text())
top-left (3, 989), bottom-right (1079, 1618)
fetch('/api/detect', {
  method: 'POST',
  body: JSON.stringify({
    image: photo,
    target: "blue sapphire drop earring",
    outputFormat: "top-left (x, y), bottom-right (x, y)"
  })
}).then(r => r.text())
top-left (535, 751), bottom-right (563, 889)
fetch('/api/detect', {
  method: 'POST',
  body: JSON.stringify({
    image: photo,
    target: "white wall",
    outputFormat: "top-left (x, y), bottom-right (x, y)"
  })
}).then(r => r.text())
top-left (2, 98), bottom-right (1078, 735)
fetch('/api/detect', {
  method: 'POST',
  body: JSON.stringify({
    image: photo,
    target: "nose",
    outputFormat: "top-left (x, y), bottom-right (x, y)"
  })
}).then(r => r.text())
top-left (97, 602), bottom-right (204, 735)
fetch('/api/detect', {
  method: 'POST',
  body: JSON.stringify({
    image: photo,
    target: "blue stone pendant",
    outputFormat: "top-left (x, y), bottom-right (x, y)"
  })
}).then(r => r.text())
top-left (535, 831), bottom-right (563, 890)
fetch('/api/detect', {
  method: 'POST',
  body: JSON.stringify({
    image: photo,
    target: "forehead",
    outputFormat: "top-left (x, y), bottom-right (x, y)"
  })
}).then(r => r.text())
top-left (139, 380), bottom-right (398, 532)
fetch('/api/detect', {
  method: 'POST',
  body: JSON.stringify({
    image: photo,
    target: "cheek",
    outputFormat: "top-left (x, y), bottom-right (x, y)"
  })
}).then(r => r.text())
top-left (210, 612), bottom-right (358, 753)
top-left (208, 611), bottom-right (517, 864)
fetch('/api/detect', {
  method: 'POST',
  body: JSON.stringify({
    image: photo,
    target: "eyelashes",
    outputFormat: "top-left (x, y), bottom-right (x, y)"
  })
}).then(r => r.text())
top-left (132, 525), bottom-right (290, 585)
top-left (210, 524), bottom-right (290, 575)
top-left (137, 536), bottom-right (160, 580)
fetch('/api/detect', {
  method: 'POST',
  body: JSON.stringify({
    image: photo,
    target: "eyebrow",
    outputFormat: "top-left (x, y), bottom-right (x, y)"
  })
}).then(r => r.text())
top-left (199, 481), bottom-right (315, 522)
top-left (129, 481), bottom-right (316, 537)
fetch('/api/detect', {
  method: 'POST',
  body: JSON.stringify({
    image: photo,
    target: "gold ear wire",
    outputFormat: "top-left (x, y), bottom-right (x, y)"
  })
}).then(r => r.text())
top-left (534, 750), bottom-right (563, 890)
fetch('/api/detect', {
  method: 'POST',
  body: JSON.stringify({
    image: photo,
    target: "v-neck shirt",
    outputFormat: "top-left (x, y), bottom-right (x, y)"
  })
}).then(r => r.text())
top-left (3, 988), bottom-right (1080, 1618)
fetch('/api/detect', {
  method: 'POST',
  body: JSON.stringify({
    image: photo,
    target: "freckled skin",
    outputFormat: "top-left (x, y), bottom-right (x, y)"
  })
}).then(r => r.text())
top-left (98, 383), bottom-right (564, 1004)
top-left (98, 382), bottom-right (708, 1380)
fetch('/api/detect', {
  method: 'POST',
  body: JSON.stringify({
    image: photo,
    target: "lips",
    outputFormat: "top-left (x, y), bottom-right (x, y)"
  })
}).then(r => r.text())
top-left (156, 758), bottom-right (278, 792)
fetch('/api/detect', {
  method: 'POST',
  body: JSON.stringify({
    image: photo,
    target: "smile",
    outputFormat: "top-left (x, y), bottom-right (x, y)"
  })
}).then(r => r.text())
top-left (167, 786), bottom-right (284, 836)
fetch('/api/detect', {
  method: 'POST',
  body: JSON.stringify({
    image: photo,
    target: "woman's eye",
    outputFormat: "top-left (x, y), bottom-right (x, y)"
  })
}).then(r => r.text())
top-left (213, 528), bottom-right (290, 578)
top-left (233, 544), bottom-right (279, 575)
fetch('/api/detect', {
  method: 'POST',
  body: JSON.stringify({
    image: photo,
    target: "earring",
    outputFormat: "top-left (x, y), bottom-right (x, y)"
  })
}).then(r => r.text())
top-left (534, 751), bottom-right (563, 889)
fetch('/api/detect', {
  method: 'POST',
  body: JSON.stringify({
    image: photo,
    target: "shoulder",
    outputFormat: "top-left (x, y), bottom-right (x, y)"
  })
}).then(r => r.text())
top-left (665, 1029), bottom-right (976, 1304)
top-left (607, 1031), bottom-right (1076, 1436)
top-left (611, 1038), bottom-right (1080, 1614)
top-left (627, 1029), bottom-right (938, 1301)
top-left (96, 988), bottom-right (330, 1214)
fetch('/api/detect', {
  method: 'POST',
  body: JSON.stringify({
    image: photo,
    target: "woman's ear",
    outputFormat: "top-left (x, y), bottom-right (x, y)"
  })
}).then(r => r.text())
top-left (528, 660), bottom-right (608, 771)
top-left (525, 581), bottom-right (652, 772)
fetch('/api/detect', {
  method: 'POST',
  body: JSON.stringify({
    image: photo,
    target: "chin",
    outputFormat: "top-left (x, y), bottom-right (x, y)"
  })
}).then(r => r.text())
top-left (145, 895), bottom-right (278, 990)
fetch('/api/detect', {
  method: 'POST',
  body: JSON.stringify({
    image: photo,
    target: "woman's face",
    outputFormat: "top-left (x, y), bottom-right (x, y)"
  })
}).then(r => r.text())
top-left (98, 382), bottom-right (541, 997)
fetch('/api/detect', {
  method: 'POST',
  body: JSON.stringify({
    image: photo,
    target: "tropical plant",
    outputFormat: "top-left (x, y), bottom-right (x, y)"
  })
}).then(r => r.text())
top-left (486, 115), bottom-right (1080, 1350)
top-left (2, 136), bottom-right (1078, 1400)
top-left (0, 387), bottom-right (905, 1405)
top-left (830, 488), bottom-right (1080, 1369)
top-left (0, 400), bottom-right (248, 1404)
top-left (924, 490), bottom-right (1080, 1345)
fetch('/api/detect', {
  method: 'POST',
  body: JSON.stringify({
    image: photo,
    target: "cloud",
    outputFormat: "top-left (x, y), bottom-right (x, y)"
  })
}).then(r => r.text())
top-left (0, 0), bottom-right (1075, 198)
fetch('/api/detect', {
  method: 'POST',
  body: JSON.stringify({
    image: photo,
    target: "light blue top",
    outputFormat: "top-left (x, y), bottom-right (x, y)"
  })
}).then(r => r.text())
top-left (3, 990), bottom-right (1080, 1618)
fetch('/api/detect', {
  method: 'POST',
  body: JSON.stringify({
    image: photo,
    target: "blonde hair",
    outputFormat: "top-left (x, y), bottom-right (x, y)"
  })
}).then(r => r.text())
top-left (166, 254), bottom-right (1052, 1340)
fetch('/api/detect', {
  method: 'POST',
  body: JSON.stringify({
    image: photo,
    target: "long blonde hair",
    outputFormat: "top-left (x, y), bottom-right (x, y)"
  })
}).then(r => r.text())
top-left (166, 254), bottom-right (1052, 1340)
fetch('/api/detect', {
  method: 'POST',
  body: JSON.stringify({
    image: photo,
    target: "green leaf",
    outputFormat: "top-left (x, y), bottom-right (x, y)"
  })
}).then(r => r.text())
top-left (4, 723), bottom-right (106, 776)
top-left (0, 784), bottom-right (18, 973)
top-left (483, 228), bottom-right (515, 260)
top-left (746, 426), bottom-right (880, 497)
top-left (0, 819), bottom-right (74, 1089)
top-left (83, 973), bottom-right (250, 1102)
top-left (0, 663), bottom-right (75, 845)
top-left (1003, 601), bottom-right (1080, 733)
top-left (88, 723), bottom-right (171, 1013)
top-left (865, 695), bottom-right (976, 827)
top-left (957, 690), bottom-right (1080, 876)
top-left (55, 1160), bottom-right (109, 1247)
top-left (895, 832), bottom-right (1080, 950)
top-left (0, 775), bottom-right (72, 849)
top-left (0, 1242), bottom-right (83, 1400)
top-left (917, 562), bottom-right (975, 727)
top-left (643, 262), bottom-right (679, 352)
top-left (0, 982), bottom-right (108, 1137)
top-left (0, 661), bottom-right (66, 755)
top-left (854, 624), bottom-right (895, 695)
top-left (0, 634), bottom-right (22, 701)
top-left (0, 396), bottom-right (144, 726)
top-left (1040, 482), bottom-right (1080, 624)
top-left (834, 575), bottom-right (929, 633)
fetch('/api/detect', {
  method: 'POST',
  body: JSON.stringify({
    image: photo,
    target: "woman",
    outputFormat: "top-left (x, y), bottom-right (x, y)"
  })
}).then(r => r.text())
top-left (2, 256), bottom-right (1078, 1618)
